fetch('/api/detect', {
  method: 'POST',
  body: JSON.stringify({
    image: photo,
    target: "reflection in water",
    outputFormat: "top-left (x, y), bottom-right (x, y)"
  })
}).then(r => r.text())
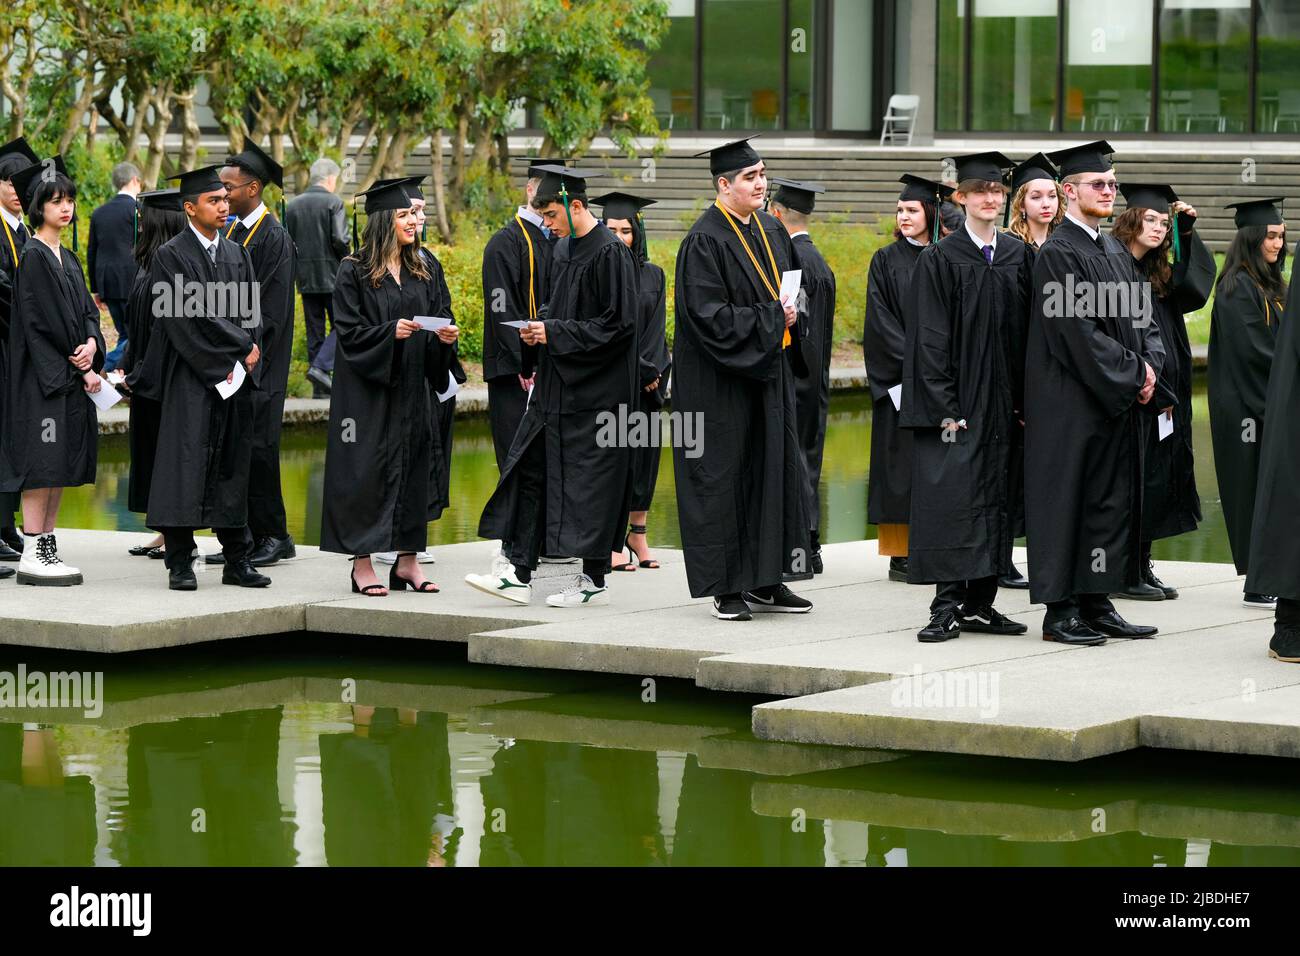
top-left (61, 387), bottom-right (1235, 565)
top-left (0, 639), bottom-right (1297, 867)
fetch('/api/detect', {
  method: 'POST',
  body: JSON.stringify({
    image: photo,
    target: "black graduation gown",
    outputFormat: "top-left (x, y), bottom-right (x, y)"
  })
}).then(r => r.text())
top-left (0, 217), bottom-right (26, 519)
top-left (0, 241), bottom-right (105, 492)
top-left (420, 245), bottom-right (464, 520)
top-left (123, 266), bottom-right (162, 514)
top-left (143, 229), bottom-right (258, 531)
top-left (791, 232), bottom-right (836, 534)
top-left (1208, 272), bottom-right (1283, 574)
top-left (900, 230), bottom-right (1032, 584)
top-left (1133, 215), bottom-right (1215, 543)
top-left (1024, 219), bottom-right (1167, 604)
top-left (481, 215), bottom-right (553, 381)
top-left (864, 237), bottom-right (924, 526)
top-left (320, 257), bottom-right (455, 555)
top-left (478, 223), bottom-right (638, 563)
top-left (1245, 280), bottom-right (1299, 599)
top-left (670, 205), bottom-right (811, 598)
top-left (630, 258), bottom-right (670, 511)
top-left (228, 212), bottom-right (296, 537)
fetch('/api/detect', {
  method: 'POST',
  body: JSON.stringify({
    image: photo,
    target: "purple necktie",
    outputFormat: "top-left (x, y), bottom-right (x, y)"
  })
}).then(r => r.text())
top-left (982, 244), bottom-right (993, 264)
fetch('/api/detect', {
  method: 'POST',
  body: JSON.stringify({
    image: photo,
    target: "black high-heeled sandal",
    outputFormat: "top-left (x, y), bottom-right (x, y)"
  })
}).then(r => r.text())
top-left (625, 524), bottom-right (659, 569)
top-left (350, 556), bottom-right (388, 596)
top-left (389, 554), bottom-right (439, 593)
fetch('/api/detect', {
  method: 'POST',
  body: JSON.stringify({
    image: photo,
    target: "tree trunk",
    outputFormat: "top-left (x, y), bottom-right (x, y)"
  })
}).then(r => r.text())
top-left (177, 88), bottom-right (201, 178)
top-left (430, 130), bottom-right (452, 243)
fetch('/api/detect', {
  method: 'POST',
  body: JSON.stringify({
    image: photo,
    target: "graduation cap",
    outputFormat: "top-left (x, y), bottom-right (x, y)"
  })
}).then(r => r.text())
top-left (525, 157), bottom-right (569, 178)
top-left (692, 136), bottom-right (762, 177)
top-left (224, 137), bottom-right (284, 190)
top-left (1119, 183), bottom-right (1178, 216)
top-left (592, 191), bottom-right (655, 222)
top-left (1046, 140), bottom-right (1115, 178)
top-left (948, 151), bottom-right (1014, 186)
top-left (769, 177), bottom-right (825, 215)
top-left (399, 175), bottom-right (426, 202)
top-left (896, 174), bottom-right (952, 242)
top-left (532, 164), bottom-right (589, 199)
top-left (139, 187), bottom-right (184, 213)
top-left (0, 136), bottom-right (40, 181)
top-left (355, 177), bottom-right (419, 213)
top-left (1225, 197), bottom-right (1284, 229)
top-left (169, 164), bottom-right (226, 199)
top-left (10, 155), bottom-right (69, 214)
top-left (1010, 152), bottom-right (1059, 193)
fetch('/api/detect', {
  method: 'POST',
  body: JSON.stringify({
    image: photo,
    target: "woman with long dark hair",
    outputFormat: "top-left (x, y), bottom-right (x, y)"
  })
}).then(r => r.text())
top-left (1112, 184), bottom-right (1215, 602)
top-left (319, 177), bottom-right (459, 596)
top-left (1208, 197), bottom-right (1288, 609)
top-left (0, 158), bottom-right (105, 585)
top-left (123, 189), bottom-right (188, 559)
top-left (596, 191), bottom-right (669, 573)
top-left (864, 174), bottom-right (949, 583)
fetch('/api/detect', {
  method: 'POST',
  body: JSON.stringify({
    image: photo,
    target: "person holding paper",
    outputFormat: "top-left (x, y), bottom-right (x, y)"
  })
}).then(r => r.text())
top-left (143, 164), bottom-right (265, 592)
top-left (667, 137), bottom-right (813, 621)
top-left (1025, 141), bottom-right (1166, 643)
top-left (468, 165), bottom-right (638, 608)
top-left (1111, 184), bottom-right (1215, 602)
top-left (864, 174), bottom-right (951, 586)
top-left (770, 177), bottom-right (836, 575)
top-left (319, 177), bottom-right (459, 597)
top-left (900, 152), bottom-right (1032, 643)
top-left (0, 158), bottom-right (104, 585)
top-left (219, 139), bottom-right (298, 569)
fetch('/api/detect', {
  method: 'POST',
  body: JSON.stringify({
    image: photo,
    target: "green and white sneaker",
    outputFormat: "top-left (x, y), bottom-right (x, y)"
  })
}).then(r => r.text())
top-left (545, 573), bottom-right (609, 608)
top-left (465, 566), bottom-right (532, 605)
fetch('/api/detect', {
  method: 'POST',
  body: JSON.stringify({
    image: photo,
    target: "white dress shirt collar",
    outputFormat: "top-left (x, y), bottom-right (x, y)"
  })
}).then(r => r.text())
top-left (189, 221), bottom-right (219, 255)
top-left (1, 207), bottom-right (22, 231)
top-left (1064, 212), bottom-right (1100, 241)
top-left (965, 219), bottom-right (997, 255)
top-left (516, 205), bottom-right (544, 229)
top-left (240, 202), bottom-right (268, 229)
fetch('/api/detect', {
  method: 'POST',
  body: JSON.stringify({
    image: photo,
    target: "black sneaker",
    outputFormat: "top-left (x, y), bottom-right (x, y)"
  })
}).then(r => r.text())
top-left (888, 557), bottom-right (909, 583)
top-left (741, 584), bottom-right (813, 613)
top-left (1143, 561), bottom-right (1178, 599)
top-left (1268, 627), bottom-right (1300, 663)
top-left (1244, 592), bottom-right (1277, 610)
top-left (918, 608), bottom-right (960, 642)
top-left (712, 595), bottom-right (752, 621)
top-left (957, 605), bottom-right (1028, 635)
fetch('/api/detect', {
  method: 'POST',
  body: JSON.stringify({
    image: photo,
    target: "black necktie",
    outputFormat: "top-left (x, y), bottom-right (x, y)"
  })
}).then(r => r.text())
top-left (16, 223), bottom-right (27, 243)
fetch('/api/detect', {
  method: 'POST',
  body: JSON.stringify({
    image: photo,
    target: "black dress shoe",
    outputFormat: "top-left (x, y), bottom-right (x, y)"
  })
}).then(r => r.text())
top-left (0, 540), bottom-right (18, 562)
top-left (205, 552), bottom-right (226, 565)
top-left (168, 566), bottom-right (197, 591)
top-left (0, 526), bottom-right (22, 554)
top-left (1113, 579), bottom-right (1166, 601)
top-left (918, 608), bottom-right (960, 642)
top-left (1269, 627), bottom-right (1300, 663)
top-left (1084, 610), bottom-right (1157, 639)
top-left (1042, 617), bottom-right (1107, 645)
top-left (888, 557), bottom-right (909, 583)
top-left (1143, 562), bottom-right (1177, 599)
top-left (998, 564), bottom-right (1029, 589)
top-left (249, 534), bottom-right (296, 567)
top-left (306, 366), bottom-right (333, 394)
top-left (957, 605), bottom-right (1029, 635)
top-left (222, 559), bottom-right (272, 588)
top-left (0, 564), bottom-right (15, 579)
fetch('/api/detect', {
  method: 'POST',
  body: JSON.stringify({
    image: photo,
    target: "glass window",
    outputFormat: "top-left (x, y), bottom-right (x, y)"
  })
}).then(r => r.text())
top-left (702, 0), bottom-right (785, 129)
top-left (1159, 1), bottom-right (1250, 134)
top-left (936, 0), bottom-right (967, 130)
top-left (1064, 0), bottom-right (1153, 133)
top-left (970, 0), bottom-right (1058, 131)
top-left (1257, 0), bottom-right (1300, 133)
top-left (647, 0), bottom-right (698, 130)
top-left (788, 0), bottom-right (815, 130)
top-left (831, 0), bottom-right (873, 129)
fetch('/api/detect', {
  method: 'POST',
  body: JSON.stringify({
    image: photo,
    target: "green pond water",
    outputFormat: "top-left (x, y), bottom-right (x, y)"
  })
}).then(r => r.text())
top-left (6, 385), bottom-right (1287, 868)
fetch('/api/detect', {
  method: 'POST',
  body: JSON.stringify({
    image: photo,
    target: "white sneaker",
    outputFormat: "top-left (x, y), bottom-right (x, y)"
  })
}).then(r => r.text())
top-left (16, 533), bottom-right (82, 586)
top-left (545, 573), bottom-right (609, 608)
top-left (374, 551), bottom-right (436, 565)
top-left (465, 567), bottom-right (532, 604)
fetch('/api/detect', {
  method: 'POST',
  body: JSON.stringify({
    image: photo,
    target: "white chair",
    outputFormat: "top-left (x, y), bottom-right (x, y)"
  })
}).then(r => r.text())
top-left (880, 95), bottom-right (920, 146)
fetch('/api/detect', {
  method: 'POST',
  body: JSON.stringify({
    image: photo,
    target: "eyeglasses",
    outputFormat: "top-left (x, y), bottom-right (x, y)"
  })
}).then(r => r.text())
top-left (1141, 215), bottom-right (1170, 229)
top-left (1077, 179), bottom-right (1119, 193)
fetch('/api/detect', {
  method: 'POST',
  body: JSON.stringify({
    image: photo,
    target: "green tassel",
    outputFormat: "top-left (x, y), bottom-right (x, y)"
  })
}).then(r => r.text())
top-left (72, 215), bottom-right (78, 253)
top-left (278, 198), bottom-right (285, 221)
top-left (1171, 216), bottom-right (1182, 263)
top-left (420, 222), bottom-right (426, 242)
top-left (351, 209), bottom-right (358, 253)
top-left (560, 183), bottom-right (575, 236)
top-left (932, 194), bottom-right (940, 243)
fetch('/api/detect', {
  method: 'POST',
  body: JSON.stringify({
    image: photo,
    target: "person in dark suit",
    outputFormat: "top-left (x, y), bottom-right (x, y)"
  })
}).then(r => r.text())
top-left (285, 157), bottom-right (348, 398)
top-left (87, 162), bottom-right (142, 373)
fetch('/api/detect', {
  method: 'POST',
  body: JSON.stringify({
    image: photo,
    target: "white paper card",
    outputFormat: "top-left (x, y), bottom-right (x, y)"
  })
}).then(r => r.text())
top-left (414, 315), bottom-right (452, 331)
top-left (436, 376), bottom-right (459, 404)
top-left (888, 383), bottom-right (902, 412)
top-left (1158, 409), bottom-right (1174, 441)
top-left (779, 269), bottom-right (802, 305)
top-left (500, 319), bottom-right (530, 329)
top-left (87, 375), bottom-right (123, 411)
top-left (215, 361), bottom-right (246, 400)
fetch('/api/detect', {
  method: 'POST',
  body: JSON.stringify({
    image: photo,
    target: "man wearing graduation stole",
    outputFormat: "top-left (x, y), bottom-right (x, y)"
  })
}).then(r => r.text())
top-left (218, 139), bottom-right (297, 568)
top-left (671, 137), bottom-right (813, 621)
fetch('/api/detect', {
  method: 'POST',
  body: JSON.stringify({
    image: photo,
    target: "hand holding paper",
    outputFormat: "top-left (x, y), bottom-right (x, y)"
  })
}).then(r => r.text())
top-left (215, 361), bottom-right (246, 400)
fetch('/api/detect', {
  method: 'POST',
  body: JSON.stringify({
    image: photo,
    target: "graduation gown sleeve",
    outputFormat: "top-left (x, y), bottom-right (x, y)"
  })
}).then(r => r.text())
top-left (331, 259), bottom-right (404, 387)
top-left (18, 247), bottom-right (104, 399)
top-left (542, 239), bottom-right (637, 368)
top-left (899, 247), bottom-right (959, 427)
top-left (863, 244), bottom-right (909, 402)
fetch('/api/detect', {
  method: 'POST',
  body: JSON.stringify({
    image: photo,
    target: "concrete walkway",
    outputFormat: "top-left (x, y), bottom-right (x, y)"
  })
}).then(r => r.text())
top-left (0, 530), bottom-right (1291, 763)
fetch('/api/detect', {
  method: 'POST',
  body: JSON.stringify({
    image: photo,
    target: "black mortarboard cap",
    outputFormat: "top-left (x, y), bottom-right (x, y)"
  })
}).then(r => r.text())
top-left (526, 157), bottom-right (569, 177)
top-left (898, 173), bottom-right (948, 203)
top-left (139, 188), bottom-right (184, 213)
top-left (1046, 140), bottom-right (1115, 178)
top-left (592, 191), bottom-right (655, 221)
top-left (0, 137), bottom-right (40, 180)
top-left (948, 151), bottom-right (1014, 185)
top-left (692, 136), bottom-right (762, 177)
top-left (533, 164), bottom-right (590, 199)
top-left (398, 175), bottom-right (426, 202)
top-left (11, 155), bottom-right (70, 213)
top-left (1010, 152), bottom-right (1059, 192)
top-left (169, 164), bottom-right (226, 198)
top-left (769, 177), bottom-right (826, 215)
top-left (1225, 197), bottom-right (1285, 228)
top-left (355, 177), bottom-right (418, 213)
top-left (1120, 183), bottom-right (1179, 216)
top-left (224, 137), bottom-right (284, 189)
